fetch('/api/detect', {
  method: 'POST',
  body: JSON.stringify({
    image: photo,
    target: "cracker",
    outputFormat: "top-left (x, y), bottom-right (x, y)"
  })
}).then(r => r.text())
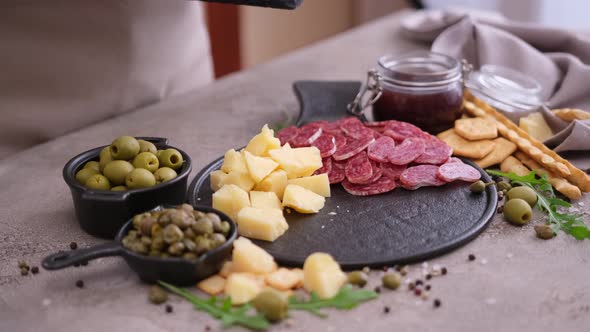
top-left (454, 118), bottom-right (498, 140)
top-left (514, 151), bottom-right (582, 200)
top-left (552, 108), bottom-right (590, 122)
top-left (500, 156), bottom-right (530, 177)
top-left (473, 137), bottom-right (517, 169)
top-left (437, 129), bottom-right (496, 159)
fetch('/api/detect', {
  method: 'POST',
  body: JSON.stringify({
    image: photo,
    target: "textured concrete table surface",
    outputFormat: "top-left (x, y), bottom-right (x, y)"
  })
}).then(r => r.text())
top-left (1, 10), bottom-right (589, 332)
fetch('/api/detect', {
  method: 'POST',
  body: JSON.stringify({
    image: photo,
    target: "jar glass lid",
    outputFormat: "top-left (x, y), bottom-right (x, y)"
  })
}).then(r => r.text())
top-left (465, 64), bottom-right (543, 111)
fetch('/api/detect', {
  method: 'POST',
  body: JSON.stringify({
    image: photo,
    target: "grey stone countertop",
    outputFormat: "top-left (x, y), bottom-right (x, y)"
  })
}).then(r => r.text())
top-left (1, 10), bottom-right (589, 332)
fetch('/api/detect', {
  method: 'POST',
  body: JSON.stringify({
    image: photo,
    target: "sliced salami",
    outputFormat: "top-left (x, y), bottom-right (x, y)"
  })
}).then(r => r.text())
top-left (276, 126), bottom-right (298, 146)
top-left (328, 158), bottom-right (346, 184)
top-left (341, 120), bottom-right (374, 140)
top-left (345, 151), bottom-right (373, 184)
top-left (319, 121), bottom-right (343, 135)
top-left (356, 161), bottom-right (383, 184)
top-left (414, 136), bottom-right (453, 165)
top-left (399, 165), bottom-right (447, 190)
top-left (341, 176), bottom-right (397, 196)
top-left (437, 162), bottom-right (481, 182)
top-left (367, 136), bottom-right (396, 163)
top-left (290, 124), bottom-right (322, 147)
top-left (387, 137), bottom-right (425, 165)
top-left (381, 163), bottom-right (408, 180)
top-left (364, 120), bottom-right (396, 133)
top-left (332, 135), bottom-right (375, 161)
top-left (446, 157), bottom-right (464, 164)
top-left (313, 157), bottom-right (332, 175)
top-left (333, 135), bottom-right (347, 152)
top-left (383, 121), bottom-right (429, 142)
top-left (311, 134), bottom-right (336, 158)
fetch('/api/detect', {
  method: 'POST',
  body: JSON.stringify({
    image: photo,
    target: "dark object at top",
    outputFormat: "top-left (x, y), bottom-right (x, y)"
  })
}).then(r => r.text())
top-left (201, 0), bottom-right (303, 9)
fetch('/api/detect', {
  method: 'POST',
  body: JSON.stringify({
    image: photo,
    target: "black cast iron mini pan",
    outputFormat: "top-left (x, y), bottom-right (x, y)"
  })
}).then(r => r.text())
top-left (63, 137), bottom-right (192, 239)
top-left (42, 205), bottom-right (237, 286)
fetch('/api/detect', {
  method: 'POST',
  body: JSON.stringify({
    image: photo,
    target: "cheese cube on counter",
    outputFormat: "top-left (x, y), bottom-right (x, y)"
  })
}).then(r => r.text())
top-left (243, 150), bottom-right (279, 183)
top-left (287, 173), bottom-right (331, 197)
top-left (237, 207), bottom-right (288, 242)
top-left (303, 253), bottom-right (346, 299)
top-left (212, 184), bottom-right (250, 222)
top-left (282, 184), bottom-right (325, 213)
top-left (250, 191), bottom-right (282, 210)
top-left (232, 237), bottom-right (277, 274)
top-left (254, 170), bottom-right (288, 200)
top-left (225, 273), bottom-right (262, 305)
top-left (245, 124), bottom-right (281, 157)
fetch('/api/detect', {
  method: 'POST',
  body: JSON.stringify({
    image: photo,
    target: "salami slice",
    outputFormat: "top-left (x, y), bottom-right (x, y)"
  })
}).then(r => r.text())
top-left (414, 136), bottom-right (453, 165)
top-left (383, 121), bottom-right (429, 142)
top-left (319, 121), bottom-right (343, 135)
top-left (333, 135), bottom-right (347, 152)
top-left (364, 120), bottom-right (396, 133)
top-left (345, 151), bottom-right (373, 184)
top-left (367, 136), bottom-right (396, 163)
top-left (356, 161), bottom-right (383, 184)
top-left (332, 135), bottom-right (375, 161)
top-left (328, 158), bottom-right (346, 184)
top-left (341, 120), bottom-right (374, 140)
top-left (381, 163), bottom-right (407, 180)
top-left (342, 176), bottom-right (397, 196)
top-left (437, 162), bottom-right (481, 182)
top-left (276, 126), bottom-right (299, 146)
top-left (446, 157), bottom-right (463, 164)
top-left (387, 137), bottom-right (425, 165)
top-left (313, 157), bottom-right (332, 175)
top-left (399, 165), bottom-right (446, 190)
top-left (290, 124), bottom-right (322, 147)
top-left (311, 134), bottom-right (336, 158)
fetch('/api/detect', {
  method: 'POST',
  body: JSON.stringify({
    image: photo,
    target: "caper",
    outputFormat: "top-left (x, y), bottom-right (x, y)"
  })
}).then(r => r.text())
top-left (192, 210), bottom-right (205, 220)
top-left (469, 180), bottom-right (486, 193)
top-left (507, 186), bottom-right (538, 207)
top-left (139, 217), bottom-right (157, 236)
top-left (150, 236), bottom-right (165, 251)
top-left (192, 218), bottom-right (214, 236)
top-left (503, 198), bottom-right (533, 225)
top-left (148, 285), bottom-right (168, 304)
top-left (206, 213), bottom-right (222, 231)
top-left (194, 236), bottom-right (211, 254)
top-left (133, 212), bottom-right (150, 229)
top-left (182, 252), bottom-right (198, 260)
top-left (209, 233), bottom-right (226, 249)
top-left (130, 242), bottom-right (148, 254)
top-left (170, 210), bottom-right (192, 229)
top-left (348, 271), bottom-right (368, 287)
top-left (163, 224), bottom-right (184, 244)
top-left (179, 203), bottom-right (194, 214)
top-left (158, 212), bottom-right (172, 226)
top-left (496, 181), bottom-right (512, 192)
top-left (128, 230), bottom-right (140, 239)
top-left (148, 250), bottom-right (160, 257)
top-left (219, 221), bottom-right (231, 235)
top-left (160, 253), bottom-right (170, 258)
top-left (252, 290), bottom-right (288, 322)
top-left (140, 236), bottom-right (152, 246)
top-left (534, 224), bottom-right (555, 240)
top-left (184, 228), bottom-right (196, 239)
top-left (151, 223), bottom-right (163, 238)
top-left (382, 273), bottom-right (401, 290)
top-left (167, 242), bottom-right (185, 256)
top-left (183, 238), bottom-right (197, 252)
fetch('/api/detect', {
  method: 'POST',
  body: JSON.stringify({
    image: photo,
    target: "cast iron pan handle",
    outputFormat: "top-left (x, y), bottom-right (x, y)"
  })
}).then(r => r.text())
top-left (42, 242), bottom-right (123, 270)
top-left (135, 137), bottom-right (168, 146)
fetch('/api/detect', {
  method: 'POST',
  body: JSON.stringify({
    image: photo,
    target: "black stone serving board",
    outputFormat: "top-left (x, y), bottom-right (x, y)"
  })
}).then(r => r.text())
top-left (187, 81), bottom-right (497, 269)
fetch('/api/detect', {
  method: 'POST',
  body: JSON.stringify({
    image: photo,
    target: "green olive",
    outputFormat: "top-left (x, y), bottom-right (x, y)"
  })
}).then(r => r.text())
top-left (252, 290), bottom-right (288, 322)
top-left (348, 271), bottom-right (368, 287)
top-left (126, 168), bottom-right (156, 189)
top-left (192, 218), bottom-right (214, 236)
top-left (83, 161), bottom-right (101, 173)
top-left (148, 285), bottom-right (168, 304)
top-left (138, 140), bottom-right (158, 154)
top-left (111, 185), bottom-right (128, 192)
top-left (507, 186), bottom-right (538, 207)
top-left (503, 198), bottom-right (533, 225)
top-left (469, 180), bottom-right (486, 193)
top-left (382, 273), bottom-right (401, 290)
top-left (75, 168), bottom-right (99, 185)
top-left (103, 160), bottom-right (134, 185)
top-left (194, 236), bottom-right (211, 254)
top-left (99, 146), bottom-right (114, 172)
top-left (110, 136), bottom-right (140, 160)
top-left (158, 148), bottom-right (183, 170)
top-left (209, 233), bottom-right (227, 249)
top-left (133, 152), bottom-right (159, 173)
top-left (170, 210), bottom-right (192, 229)
top-left (163, 224), bottom-right (184, 244)
top-left (84, 174), bottom-right (111, 190)
top-left (496, 181), bottom-right (512, 192)
top-left (154, 167), bottom-right (178, 184)
top-left (219, 221), bottom-right (231, 236)
top-left (206, 213), bottom-right (223, 232)
top-left (534, 224), bottom-right (555, 240)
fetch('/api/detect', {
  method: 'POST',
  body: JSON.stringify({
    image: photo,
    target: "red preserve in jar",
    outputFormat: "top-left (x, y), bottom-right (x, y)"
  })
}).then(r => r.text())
top-left (372, 52), bottom-right (464, 134)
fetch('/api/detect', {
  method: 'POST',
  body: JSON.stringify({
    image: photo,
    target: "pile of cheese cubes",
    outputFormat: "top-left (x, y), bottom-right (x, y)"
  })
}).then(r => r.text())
top-left (210, 125), bottom-right (331, 242)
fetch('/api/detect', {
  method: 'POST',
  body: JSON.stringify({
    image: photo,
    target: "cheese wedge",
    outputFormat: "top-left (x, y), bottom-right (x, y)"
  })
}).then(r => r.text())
top-left (232, 237), bottom-right (277, 274)
top-left (212, 184), bottom-right (250, 222)
top-left (221, 149), bottom-right (248, 174)
top-left (254, 170), bottom-right (288, 200)
top-left (303, 253), bottom-right (346, 299)
top-left (245, 124), bottom-right (281, 157)
top-left (250, 191), bottom-right (282, 210)
top-left (237, 207), bottom-right (288, 242)
top-left (287, 173), bottom-right (331, 197)
top-left (243, 150), bottom-right (279, 183)
top-left (282, 184), bottom-right (325, 213)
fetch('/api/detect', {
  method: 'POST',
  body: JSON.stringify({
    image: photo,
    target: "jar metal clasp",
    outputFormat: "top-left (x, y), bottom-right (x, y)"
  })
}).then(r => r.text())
top-left (347, 69), bottom-right (383, 122)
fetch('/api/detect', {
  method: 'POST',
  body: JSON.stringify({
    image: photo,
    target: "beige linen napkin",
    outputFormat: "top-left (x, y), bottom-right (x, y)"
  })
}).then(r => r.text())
top-left (401, 9), bottom-right (590, 152)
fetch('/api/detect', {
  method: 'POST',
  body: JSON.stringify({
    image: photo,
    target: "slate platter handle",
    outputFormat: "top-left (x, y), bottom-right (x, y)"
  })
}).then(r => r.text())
top-left (293, 80), bottom-right (362, 126)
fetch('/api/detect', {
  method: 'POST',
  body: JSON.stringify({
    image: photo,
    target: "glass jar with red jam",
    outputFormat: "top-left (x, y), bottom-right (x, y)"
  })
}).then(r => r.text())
top-left (372, 52), bottom-right (464, 134)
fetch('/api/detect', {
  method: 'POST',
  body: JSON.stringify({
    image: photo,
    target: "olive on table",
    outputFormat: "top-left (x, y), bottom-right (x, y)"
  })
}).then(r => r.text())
top-left (138, 140), bottom-right (157, 154)
top-left (111, 185), bottom-right (128, 192)
top-left (158, 148), bottom-right (183, 170)
top-left (252, 290), bottom-right (288, 322)
top-left (103, 160), bottom-right (134, 185)
top-left (75, 168), bottom-right (99, 185)
top-left (83, 161), bottom-right (101, 173)
top-left (507, 186), bottom-right (538, 207)
top-left (84, 174), bottom-right (111, 190)
top-left (154, 167), bottom-right (178, 184)
top-left (348, 271), bottom-right (368, 287)
top-left (382, 273), bottom-right (401, 290)
top-left (503, 198), bottom-right (533, 225)
top-left (99, 146), bottom-right (114, 172)
top-left (469, 180), bottom-right (486, 193)
top-left (133, 152), bottom-right (159, 173)
top-left (126, 168), bottom-right (156, 189)
top-left (148, 285), bottom-right (168, 304)
top-left (110, 136), bottom-right (140, 160)
top-left (534, 224), bottom-right (555, 240)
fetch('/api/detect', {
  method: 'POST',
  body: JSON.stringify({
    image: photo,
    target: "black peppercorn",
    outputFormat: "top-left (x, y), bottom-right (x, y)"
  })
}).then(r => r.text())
top-left (441, 267), bottom-right (447, 275)
top-left (31, 266), bottom-right (39, 274)
top-left (165, 304), bottom-right (173, 313)
top-left (205, 326), bottom-right (211, 331)
top-left (497, 205), bottom-right (504, 214)
top-left (468, 254), bottom-right (476, 261)
top-left (415, 279), bottom-right (423, 286)
top-left (374, 286), bottom-right (381, 294)
top-left (383, 306), bottom-right (390, 314)
top-left (425, 284), bottom-right (431, 291)
top-left (434, 299), bottom-right (441, 308)
top-left (70, 242), bottom-right (78, 250)
top-left (75, 280), bottom-right (84, 288)
top-left (426, 274), bottom-right (432, 280)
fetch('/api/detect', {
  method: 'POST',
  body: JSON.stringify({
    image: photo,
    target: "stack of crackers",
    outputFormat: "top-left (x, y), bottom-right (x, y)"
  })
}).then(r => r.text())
top-left (436, 91), bottom-right (589, 201)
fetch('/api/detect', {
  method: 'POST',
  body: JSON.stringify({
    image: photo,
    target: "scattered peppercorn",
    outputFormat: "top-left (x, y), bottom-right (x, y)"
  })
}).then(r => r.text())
top-left (75, 280), bottom-right (84, 288)
top-left (382, 266), bottom-right (389, 272)
top-left (18, 261), bottom-right (28, 269)
top-left (394, 265), bottom-right (401, 272)
top-left (441, 267), bottom-right (447, 275)
top-left (434, 299), bottom-right (441, 308)
top-left (400, 266), bottom-right (409, 276)
top-left (70, 242), bottom-right (78, 250)
top-left (31, 266), bottom-right (39, 274)
top-left (425, 284), bottom-right (431, 291)
top-left (425, 274), bottom-right (432, 280)
top-left (374, 286), bottom-right (381, 294)
top-left (497, 205), bottom-right (504, 214)
top-left (165, 304), bottom-right (173, 313)
top-left (468, 254), bottom-right (476, 261)
top-left (408, 282), bottom-right (415, 290)
top-left (415, 279), bottom-right (423, 286)
top-left (383, 306), bottom-right (390, 314)
top-left (205, 326), bottom-right (211, 331)
top-left (414, 288), bottom-right (422, 296)
top-left (20, 268), bottom-right (29, 276)
top-left (362, 266), bottom-right (370, 274)
top-left (497, 191), bottom-right (504, 201)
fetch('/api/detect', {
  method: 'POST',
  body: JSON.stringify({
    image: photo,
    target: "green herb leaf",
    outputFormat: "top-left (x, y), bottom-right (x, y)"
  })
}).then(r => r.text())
top-left (158, 281), bottom-right (270, 330)
top-left (288, 285), bottom-right (378, 317)
top-left (486, 169), bottom-right (590, 240)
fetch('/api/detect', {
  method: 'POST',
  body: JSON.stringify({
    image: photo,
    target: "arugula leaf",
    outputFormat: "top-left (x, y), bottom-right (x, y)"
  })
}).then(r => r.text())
top-left (486, 170), bottom-right (589, 240)
top-left (158, 281), bottom-right (270, 330)
top-left (288, 285), bottom-right (378, 317)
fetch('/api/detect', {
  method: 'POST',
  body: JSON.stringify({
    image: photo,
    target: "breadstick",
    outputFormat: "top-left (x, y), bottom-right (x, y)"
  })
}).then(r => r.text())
top-left (552, 108), bottom-right (590, 122)
top-left (500, 156), bottom-right (530, 177)
top-left (514, 151), bottom-right (582, 200)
